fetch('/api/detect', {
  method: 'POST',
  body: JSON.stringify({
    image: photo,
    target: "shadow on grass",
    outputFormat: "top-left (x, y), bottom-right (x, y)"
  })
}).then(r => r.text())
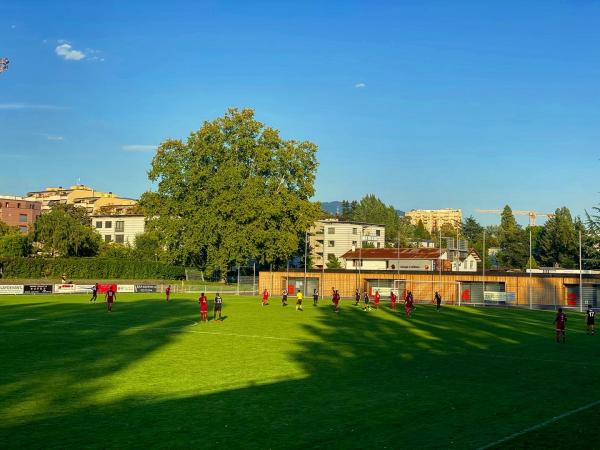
top-left (0, 298), bottom-right (594, 449)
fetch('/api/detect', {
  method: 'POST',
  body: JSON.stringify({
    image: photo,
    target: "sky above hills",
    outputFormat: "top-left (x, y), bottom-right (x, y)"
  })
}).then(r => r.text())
top-left (1, 0), bottom-right (599, 225)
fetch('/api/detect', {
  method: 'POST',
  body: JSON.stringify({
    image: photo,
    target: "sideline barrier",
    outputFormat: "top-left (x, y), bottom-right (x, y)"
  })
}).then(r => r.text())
top-left (135, 284), bottom-right (157, 293)
top-left (24, 284), bottom-right (53, 294)
top-left (118, 284), bottom-right (136, 293)
top-left (0, 285), bottom-right (24, 295)
top-left (54, 284), bottom-right (76, 293)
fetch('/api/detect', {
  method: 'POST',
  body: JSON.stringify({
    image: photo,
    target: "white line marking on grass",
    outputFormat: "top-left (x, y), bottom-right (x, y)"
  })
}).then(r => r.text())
top-left (24, 318), bottom-right (39, 321)
top-left (478, 399), bottom-right (600, 449)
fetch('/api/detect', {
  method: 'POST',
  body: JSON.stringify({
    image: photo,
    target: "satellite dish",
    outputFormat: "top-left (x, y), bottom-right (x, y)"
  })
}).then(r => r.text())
top-left (0, 58), bottom-right (9, 73)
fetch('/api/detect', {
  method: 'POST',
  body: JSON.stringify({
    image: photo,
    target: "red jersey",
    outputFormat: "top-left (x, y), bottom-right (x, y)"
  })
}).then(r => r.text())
top-left (374, 292), bottom-right (380, 304)
top-left (555, 312), bottom-right (567, 330)
top-left (333, 293), bottom-right (339, 305)
top-left (391, 293), bottom-right (397, 303)
top-left (166, 287), bottom-right (171, 295)
top-left (200, 296), bottom-right (208, 312)
top-left (106, 291), bottom-right (115, 302)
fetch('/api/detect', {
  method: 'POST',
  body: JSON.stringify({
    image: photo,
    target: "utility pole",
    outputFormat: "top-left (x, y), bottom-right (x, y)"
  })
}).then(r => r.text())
top-left (482, 229), bottom-right (486, 305)
top-left (580, 230), bottom-right (583, 313)
top-left (304, 231), bottom-right (308, 295)
top-left (529, 228), bottom-right (532, 310)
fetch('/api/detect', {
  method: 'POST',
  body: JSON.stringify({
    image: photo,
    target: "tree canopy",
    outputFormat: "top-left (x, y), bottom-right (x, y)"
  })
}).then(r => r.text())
top-left (140, 108), bottom-right (320, 274)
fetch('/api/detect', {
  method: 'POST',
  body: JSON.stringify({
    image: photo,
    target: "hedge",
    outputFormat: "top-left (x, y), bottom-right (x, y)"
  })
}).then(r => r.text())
top-left (0, 257), bottom-right (186, 280)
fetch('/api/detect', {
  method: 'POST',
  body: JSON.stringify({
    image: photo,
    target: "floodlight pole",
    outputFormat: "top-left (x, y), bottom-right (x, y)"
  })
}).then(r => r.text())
top-left (482, 229), bottom-right (486, 304)
top-left (358, 227), bottom-right (363, 293)
top-left (579, 230), bottom-right (583, 313)
top-left (529, 228), bottom-right (532, 310)
top-left (304, 231), bottom-right (308, 294)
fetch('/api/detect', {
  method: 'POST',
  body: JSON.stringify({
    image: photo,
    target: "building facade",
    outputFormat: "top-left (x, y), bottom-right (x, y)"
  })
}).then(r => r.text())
top-left (309, 219), bottom-right (385, 269)
top-left (91, 214), bottom-right (145, 245)
top-left (26, 185), bottom-right (137, 214)
top-left (406, 208), bottom-right (462, 233)
top-left (0, 196), bottom-right (42, 233)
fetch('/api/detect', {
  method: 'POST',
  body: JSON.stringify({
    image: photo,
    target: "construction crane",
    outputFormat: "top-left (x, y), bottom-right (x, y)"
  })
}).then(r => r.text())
top-left (476, 209), bottom-right (555, 226)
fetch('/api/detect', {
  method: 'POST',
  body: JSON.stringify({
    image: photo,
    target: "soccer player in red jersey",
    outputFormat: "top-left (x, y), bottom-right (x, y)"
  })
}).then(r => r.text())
top-left (373, 290), bottom-right (380, 310)
top-left (554, 308), bottom-right (567, 343)
top-left (405, 290), bottom-right (414, 317)
top-left (105, 286), bottom-right (116, 312)
top-left (390, 291), bottom-right (397, 310)
top-left (262, 289), bottom-right (270, 306)
top-left (199, 292), bottom-right (208, 323)
top-left (165, 285), bottom-right (171, 302)
top-left (332, 290), bottom-right (340, 313)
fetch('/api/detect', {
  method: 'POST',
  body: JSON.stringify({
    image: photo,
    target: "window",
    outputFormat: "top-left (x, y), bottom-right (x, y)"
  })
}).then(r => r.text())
top-left (328, 240), bottom-right (335, 247)
top-left (327, 227), bottom-right (335, 234)
top-left (376, 242), bottom-right (381, 248)
top-left (470, 261), bottom-right (474, 269)
top-left (115, 221), bottom-right (125, 232)
top-left (19, 225), bottom-right (28, 233)
top-left (19, 214), bottom-right (27, 223)
top-left (105, 221), bottom-right (112, 228)
top-left (95, 221), bottom-right (103, 228)
top-left (352, 241), bottom-right (357, 247)
top-left (104, 235), bottom-right (112, 242)
top-left (17, 203), bottom-right (20, 208)
top-left (352, 228), bottom-right (357, 235)
top-left (115, 234), bottom-right (124, 244)
top-left (376, 229), bottom-right (381, 236)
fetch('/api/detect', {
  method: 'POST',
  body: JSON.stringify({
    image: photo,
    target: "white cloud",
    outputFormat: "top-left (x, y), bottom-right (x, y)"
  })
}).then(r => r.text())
top-left (122, 144), bottom-right (157, 152)
top-left (46, 135), bottom-right (64, 141)
top-left (0, 103), bottom-right (64, 110)
top-left (354, 83), bottom-right (366, 88)
top-left (55, 43), bottom-right (86, 61)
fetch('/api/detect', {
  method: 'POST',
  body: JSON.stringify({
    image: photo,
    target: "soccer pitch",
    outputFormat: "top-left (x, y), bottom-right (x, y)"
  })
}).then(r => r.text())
top-left (0, 294), bottom-right (598, 449)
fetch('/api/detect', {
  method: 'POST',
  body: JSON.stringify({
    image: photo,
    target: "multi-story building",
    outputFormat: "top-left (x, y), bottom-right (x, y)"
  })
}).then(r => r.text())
top-left (406, 208), bottom-right (462, 233)
top-left (309, 219), bottom-right (385, 269)
top-left (26, 185), bottom-right (137, 214)
top-left (0, 195), bottom-right (42, 233)
top-left (91, 214), bottom-right (145, 245)
top-left (340, 248), bottom-right (449, 271)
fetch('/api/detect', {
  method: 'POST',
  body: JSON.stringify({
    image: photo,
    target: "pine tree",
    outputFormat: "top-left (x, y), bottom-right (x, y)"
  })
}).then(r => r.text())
top-left (497, 205), bottom-right (528, 269)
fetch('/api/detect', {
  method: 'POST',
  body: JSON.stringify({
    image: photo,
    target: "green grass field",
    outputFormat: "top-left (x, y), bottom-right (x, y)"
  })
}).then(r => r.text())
top-left (0, 294), bottom-right (598, 449)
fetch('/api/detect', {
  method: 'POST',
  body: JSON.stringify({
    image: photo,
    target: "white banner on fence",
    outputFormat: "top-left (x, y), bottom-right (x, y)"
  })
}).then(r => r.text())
top-left (54, 284), bottom-right (76, 293)
top-left (0, 285), bottom-right (24, 295)
top-left (117, 284), bottom-right (135, 293)
top-left (484, 291), bottom-right (516, 302)
top-left (75, 284), bottom-right (95, 293)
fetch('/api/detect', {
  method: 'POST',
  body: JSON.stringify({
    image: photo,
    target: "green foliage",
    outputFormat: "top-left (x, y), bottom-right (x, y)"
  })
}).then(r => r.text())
top-left (343, 195), bottom-right (402, 245)
top-left (538, 207), bottom-right (578, 268)
top-left (35, 208), bottom-right (101, 257)
top-left (0, 232), bottom-right (31, 257)
top-left (98, 243), bottom-right (134, 259)
top-left (50, 203), bottom-right (91, 226)
top-left (325, 254), bottom-right (342, 269)
top-left (133, 232), bottom-right (167, 261)
top-left (0, 257), bottom-right (185, 279)
top-left (413, 219), bottom-right (431, 240)
top-left (497, 205), bottom-right (528, 269)
top-left (461, 216), bottom-right (484, 244)
top-left (140, 108), bottom-right (320, 274)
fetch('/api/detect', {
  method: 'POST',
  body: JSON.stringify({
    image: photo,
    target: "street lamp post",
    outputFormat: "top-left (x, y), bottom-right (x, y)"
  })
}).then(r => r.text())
top-left (529, 228), bottom-right (532, 310)
top-left (304, 231), bottom-right (308, 295)
top-left (579, 230), bottom-right (583, 313)
top-left (482, 229), bottom-right (486, 304)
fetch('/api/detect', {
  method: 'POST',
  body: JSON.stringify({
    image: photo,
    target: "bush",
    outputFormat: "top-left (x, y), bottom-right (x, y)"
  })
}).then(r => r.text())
top-left (0, 257), bottom-right (186, 279)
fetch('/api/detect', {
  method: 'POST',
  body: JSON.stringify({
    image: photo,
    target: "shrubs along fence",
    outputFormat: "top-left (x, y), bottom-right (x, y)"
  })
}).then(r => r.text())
top-left (0, 257), bottom-right (186, 280)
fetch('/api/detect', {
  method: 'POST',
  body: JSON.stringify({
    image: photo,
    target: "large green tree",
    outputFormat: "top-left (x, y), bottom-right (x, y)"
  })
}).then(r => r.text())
top-left (538, 207), bottom-right (578, 268)
top-left (34, 207), bottom-right (101, 257)
top-left (497, 205), bottom-right (528, 269)
top-left (140, 108), bottom-right (321, 275)
top-left (0, 231), bottom-right (31, 257)
top-left (461, 216), bottom-right (484, 244)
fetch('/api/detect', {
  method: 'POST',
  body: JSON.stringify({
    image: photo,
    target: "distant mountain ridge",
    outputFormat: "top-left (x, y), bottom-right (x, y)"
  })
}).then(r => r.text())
top-left (320, 200), bottom-right (404, 217)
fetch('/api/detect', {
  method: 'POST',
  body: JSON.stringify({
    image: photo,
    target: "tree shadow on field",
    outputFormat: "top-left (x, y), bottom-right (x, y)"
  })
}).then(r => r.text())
top-left (0, 298), bottom-right (596, 449)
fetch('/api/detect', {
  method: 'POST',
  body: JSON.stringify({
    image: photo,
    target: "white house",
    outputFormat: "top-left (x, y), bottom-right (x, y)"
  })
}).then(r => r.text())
top-left (309, 219), bottom-right (386, 268)
top-left (450, 249), bottom-right (482, 272)
top-left (91, 214), bottom-right (145, 246)
top-left (340, 248), bottom-right (448, 271)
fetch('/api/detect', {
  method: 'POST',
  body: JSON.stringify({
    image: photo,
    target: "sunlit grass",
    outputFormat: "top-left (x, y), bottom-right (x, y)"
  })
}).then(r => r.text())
top-left (0, 294), bottom-right (598, 449)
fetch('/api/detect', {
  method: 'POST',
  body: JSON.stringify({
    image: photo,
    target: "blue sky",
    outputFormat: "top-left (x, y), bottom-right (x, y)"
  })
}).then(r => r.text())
top-left (1, 0), bottom-right (599, 226)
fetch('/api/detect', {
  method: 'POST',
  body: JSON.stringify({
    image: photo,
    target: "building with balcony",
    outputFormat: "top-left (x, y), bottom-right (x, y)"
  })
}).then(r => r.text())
top-left (26, 185), bottom-right (137, 214)
top-left (308, 219), bottom-right (385, 269)
top-left (406, 208), bottom-right (462, 233)
top-left (0, 195), bottom-right (42, 233)
top-left (340, 247), bottom-right (449, 271)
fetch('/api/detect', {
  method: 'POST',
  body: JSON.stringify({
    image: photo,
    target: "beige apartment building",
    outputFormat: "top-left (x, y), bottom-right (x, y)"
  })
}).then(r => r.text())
top-left (26, 185), bottom-right (137, 214)
top-left (309, 219), bottom-right (385, 269)
top-left (406, 208), bottom-right (462, 233)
